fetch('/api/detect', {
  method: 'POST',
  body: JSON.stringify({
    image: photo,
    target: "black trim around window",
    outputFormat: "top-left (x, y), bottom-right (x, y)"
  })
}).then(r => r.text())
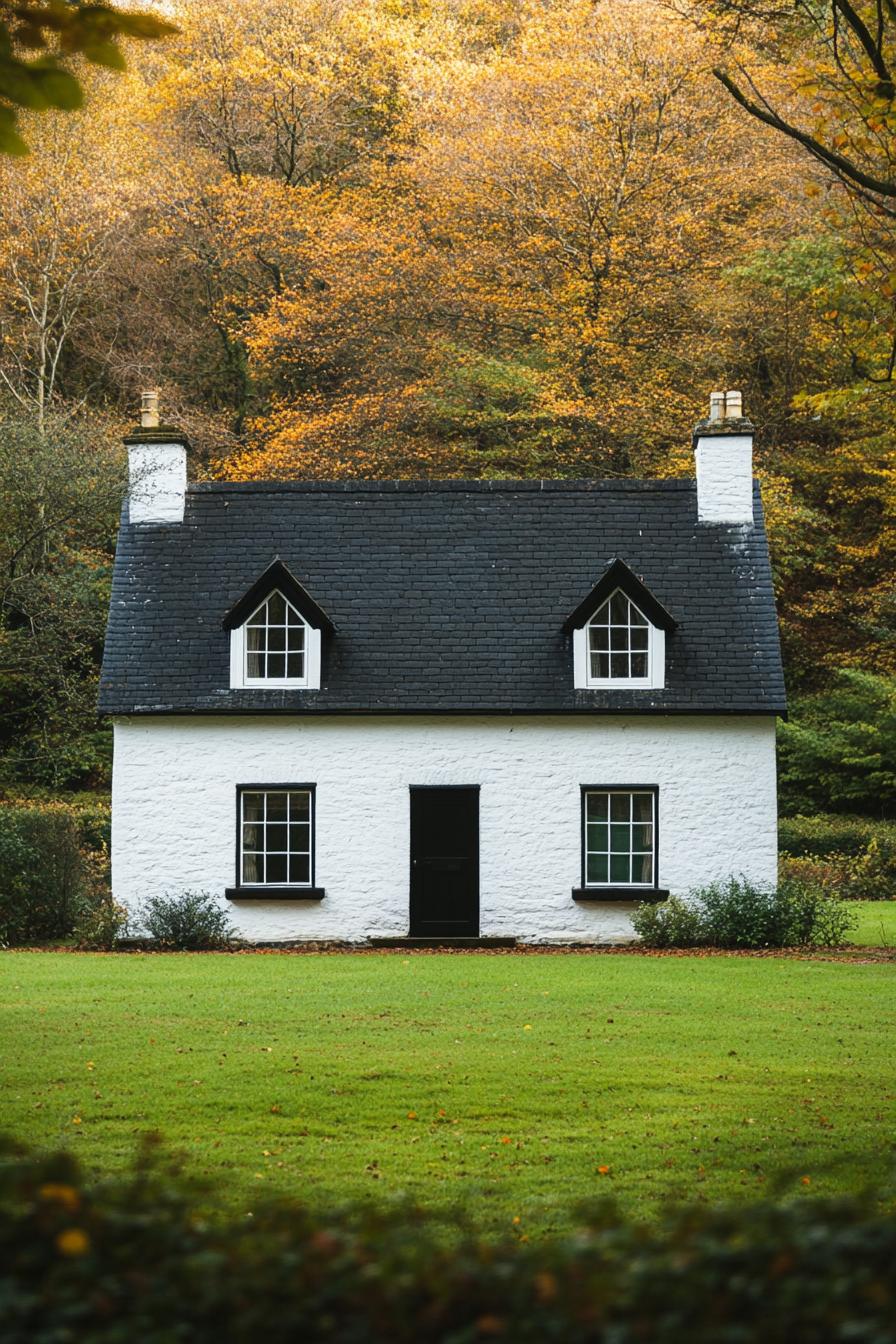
top-left (225, 783), bottom-right (324, 901)
top-left (574, 784), bottom-right (665, 901)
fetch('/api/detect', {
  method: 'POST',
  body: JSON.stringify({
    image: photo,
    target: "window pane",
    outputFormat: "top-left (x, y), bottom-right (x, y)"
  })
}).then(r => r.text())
top-left (289, 822), bottom-right (311, 854)
top-left (288, 792), bottom-right (310, 822)
top-left (610, 654), bottom-right (628, 678)
top-left (610, 853), bottom-right (630, 882)
top-left (247, 608), bottom-right (266, 628)
top-left (632, 794), bottom-right (653, 822)
top-left (610, 794), bottom-right (630, 821)
top-left (243, 852), bottom-right (263, 883)
top-left (591, 652), bottom-right (610, 678)
top-left (611, 823), bottom-right (631, 852)
top-left (266, 853), bottom-right (288, 883)
top-left (586, 793), bottom-right (609, 821)
top-left (630, 653), bottom-right (648, 677)
top-left (610, 592), bottom-right (628, 623)
top-left (267, 592), bottom-right (286, 623)
top-left (630, 626), bottom-right (649, 650)
top-left (289, 854), bottom-right (310, 884)
top-left (266, 794), bottom-right (288, 821)
top-left (610, 627), bottom-right (628, 651)
top-left (246, 652), bottom-right (264, 679)
top-left (587, 853), bottom-right (608, 884)
top-left (243, 823), bottom-right (262, 850)
top-left (629, 605), bottom-right (648, 626)
top-left (590, 625), bottom-right (610, 652)
top-left (267, 654), bottom-right (286, 678)
top-left (286, 653), bottom-right (305, 679)
top-left (243, 793), bottom-right (264, 821)
top-left (267, 626), bottom-right (286, 652)
top-left (246, 625), bottom-right (265, 651)
top-left (587, 823), bottom-right (608, 853)
top-left (266, 823), bottom-right (288, 851)
top-left (632, 854), bottom-right (653, 883)
top-left (632, 823), bottom-right (652, 850)
top-left (286, 626), bottom-right (305, 652)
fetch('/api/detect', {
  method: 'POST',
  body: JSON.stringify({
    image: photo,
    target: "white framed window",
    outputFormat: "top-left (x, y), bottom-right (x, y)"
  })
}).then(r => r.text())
top-left (239, 787), bottom-right (314, 886)
top-left (229, 589), bottom-right (321, 689)
top-left (573, 589), bottom-right (664, 689)
top-left (583, 788), bottom-right (656, 888)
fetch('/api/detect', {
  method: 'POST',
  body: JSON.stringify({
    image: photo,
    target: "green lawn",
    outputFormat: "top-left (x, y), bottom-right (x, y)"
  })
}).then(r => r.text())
top-left (1, 948), bottom-right (894, 1236)
top-left (847, 899), bottom-right (896, 947)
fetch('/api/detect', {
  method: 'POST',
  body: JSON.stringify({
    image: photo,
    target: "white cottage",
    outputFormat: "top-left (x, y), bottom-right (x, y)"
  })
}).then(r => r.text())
top-left (99, 391), bottom-right (785, 944)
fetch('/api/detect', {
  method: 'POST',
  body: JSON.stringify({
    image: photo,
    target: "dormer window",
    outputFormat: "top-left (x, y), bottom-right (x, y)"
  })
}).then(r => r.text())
top-left (223, 559), bottom-right (336, 692)
top-left (587, 591), bottom-right (650, 682)
top-left (244, 591), bottom-right (308, 685)
top-left (565, 558), bottom-right (676, 692)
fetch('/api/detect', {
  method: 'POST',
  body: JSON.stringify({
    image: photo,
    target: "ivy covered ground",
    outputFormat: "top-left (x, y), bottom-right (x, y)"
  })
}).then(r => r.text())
top-left (1, 946), bottom-right (894, 1236)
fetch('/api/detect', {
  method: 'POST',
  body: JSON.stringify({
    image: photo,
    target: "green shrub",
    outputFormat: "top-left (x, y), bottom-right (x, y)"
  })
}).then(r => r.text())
top-left (778, 854), bottom-right (854, 897)
top-left (778, 813), bottom-right (896, 859)
top-left (0, 802), bottom-right (86, 945)
top-left (139, 890), bottom-right (234, 950)
top-left (1, 1136), bottom-right (895, 1344)
top-left (634, 877), bottom-right (855, 949)
top-left (846, 837), bottom-right (896, 901)
top-left (72, 895), bottom-right (129, 950)
top-left (630, 896), bottom-right (706, 947)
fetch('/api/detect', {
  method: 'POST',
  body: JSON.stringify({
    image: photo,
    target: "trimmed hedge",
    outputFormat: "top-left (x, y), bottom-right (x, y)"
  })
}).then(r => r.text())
top-left (2, 1138), bottom-right (895, 1344)
top-left (0, 801), bottom-right (86, 945)
top-left (778, 813), bottom-right (896, 859)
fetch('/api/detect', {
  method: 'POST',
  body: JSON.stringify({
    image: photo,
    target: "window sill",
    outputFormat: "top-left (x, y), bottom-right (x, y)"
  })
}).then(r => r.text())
top-left (225, 886), bottom-right (325, 901)
top-left (572, 887), bottom-right (668, 903)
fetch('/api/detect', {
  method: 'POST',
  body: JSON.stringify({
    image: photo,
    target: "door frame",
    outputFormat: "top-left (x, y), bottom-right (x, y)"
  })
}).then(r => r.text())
top-left (408, 784), bottom-right (480, 937)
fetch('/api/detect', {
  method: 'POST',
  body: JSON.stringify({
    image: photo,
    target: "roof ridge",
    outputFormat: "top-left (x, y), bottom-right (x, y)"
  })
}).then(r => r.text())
top-left (189, 478), bottom-right (697, 495)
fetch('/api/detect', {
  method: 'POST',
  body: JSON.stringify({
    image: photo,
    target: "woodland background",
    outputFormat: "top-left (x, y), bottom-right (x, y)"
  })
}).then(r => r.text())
top-left (0, 0), bottom-right (893, 823)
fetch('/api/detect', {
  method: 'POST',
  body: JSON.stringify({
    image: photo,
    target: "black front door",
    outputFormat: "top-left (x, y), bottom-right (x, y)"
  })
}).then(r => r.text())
top-left (409, 787), bottom-right (479, 937)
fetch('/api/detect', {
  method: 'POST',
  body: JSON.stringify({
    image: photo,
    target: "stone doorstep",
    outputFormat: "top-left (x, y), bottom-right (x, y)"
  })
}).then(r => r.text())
top-left (367, 936), bottom-right (518, 949)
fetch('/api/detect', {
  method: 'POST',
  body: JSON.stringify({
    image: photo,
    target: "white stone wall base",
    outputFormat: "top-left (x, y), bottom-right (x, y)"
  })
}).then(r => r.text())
top-left (111, 714), bottom-right (778, 944)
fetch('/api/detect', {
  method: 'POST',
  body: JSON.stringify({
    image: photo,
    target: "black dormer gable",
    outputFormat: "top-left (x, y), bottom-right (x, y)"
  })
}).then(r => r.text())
top-left (562, 557), bottom-right (677, 634)
top-left (222, 559), bottom-right (337, 634)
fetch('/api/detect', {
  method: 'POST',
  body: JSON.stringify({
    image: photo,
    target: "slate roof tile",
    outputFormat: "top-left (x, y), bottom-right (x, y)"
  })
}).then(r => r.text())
top-left (98, 479), bottom-right (786, 716)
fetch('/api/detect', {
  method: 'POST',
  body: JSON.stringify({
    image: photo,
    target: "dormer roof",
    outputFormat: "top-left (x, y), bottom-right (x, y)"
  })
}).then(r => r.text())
top-left (562, 558), bottom-right (677, 634)
top-left (221, 559), bottom-right (336, 634)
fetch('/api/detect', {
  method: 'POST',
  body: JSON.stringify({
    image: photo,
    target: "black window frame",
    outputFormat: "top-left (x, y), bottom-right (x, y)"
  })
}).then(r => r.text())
top-left (225, 783), bottom-right (325, 901)
top-left (572, 784), bottom-right (668, 903)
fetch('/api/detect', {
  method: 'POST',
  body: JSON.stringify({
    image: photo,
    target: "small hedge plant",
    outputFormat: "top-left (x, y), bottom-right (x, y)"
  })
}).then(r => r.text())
top-left (632, 876), bottom-right (855, 949)
top-left (778, 813), bottom-right (896, 859)
top-left (138, 890), bottom-right (234, 950)
top-left (0, 802), bottom-right (86, 945)
top-left (2, 1136), bottom-right (895, 1344)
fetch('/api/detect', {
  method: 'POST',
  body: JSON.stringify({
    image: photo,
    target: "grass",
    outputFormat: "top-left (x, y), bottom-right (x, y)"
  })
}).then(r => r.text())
top-left (847, 899), bottom-right (896, 947)
top-left (1, 947), bottom-right (895, 1237)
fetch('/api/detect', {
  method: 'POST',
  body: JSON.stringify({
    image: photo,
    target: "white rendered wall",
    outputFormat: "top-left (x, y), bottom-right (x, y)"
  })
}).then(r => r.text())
top-left (128, 443), bottom-right (187, 524)
top-left (111, 714), bottom-right (778, 944)
top-left (695, 433), bottom-right (754, 524)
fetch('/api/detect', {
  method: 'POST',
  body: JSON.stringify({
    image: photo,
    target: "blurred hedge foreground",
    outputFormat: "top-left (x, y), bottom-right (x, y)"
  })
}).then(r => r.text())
top-left (2, 1138), bottom-right (894, 1344)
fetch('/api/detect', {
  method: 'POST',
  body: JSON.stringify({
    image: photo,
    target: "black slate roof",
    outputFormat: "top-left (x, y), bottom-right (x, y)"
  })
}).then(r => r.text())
top-left (98, 479), bottom-right (786, 716)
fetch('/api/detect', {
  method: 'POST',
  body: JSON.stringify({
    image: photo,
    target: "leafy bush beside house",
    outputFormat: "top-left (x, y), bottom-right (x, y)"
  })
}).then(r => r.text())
top-left (632, 878), bottom-right (855, 949)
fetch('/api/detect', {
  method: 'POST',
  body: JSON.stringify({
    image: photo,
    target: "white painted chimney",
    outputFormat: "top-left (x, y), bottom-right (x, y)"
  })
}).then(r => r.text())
top-left (125, 392), bottom-right (188, 525)
top-left (693, 389), bottom-right (754, 525)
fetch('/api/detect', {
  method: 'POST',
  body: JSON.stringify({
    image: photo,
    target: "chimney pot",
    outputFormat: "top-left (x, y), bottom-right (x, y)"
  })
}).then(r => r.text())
top-left (724, 389), bottom-right (743, 420)
top-left (709, 391), bottom-right (725, 422)
top-left (140, 389), bottom-right (160, 429)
